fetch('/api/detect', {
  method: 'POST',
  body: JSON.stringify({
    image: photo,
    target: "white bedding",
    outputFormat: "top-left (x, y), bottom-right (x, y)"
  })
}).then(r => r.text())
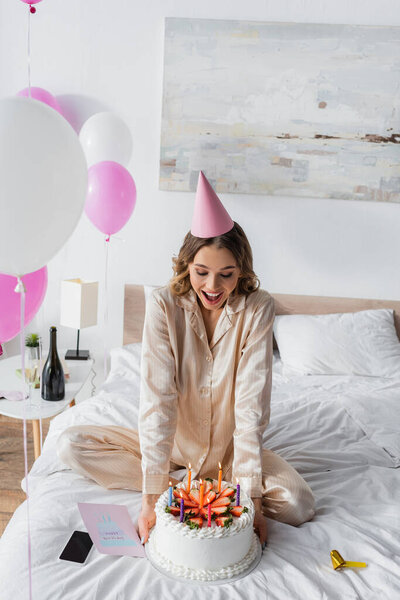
top-left (0, 345), bottom-right (399, 600)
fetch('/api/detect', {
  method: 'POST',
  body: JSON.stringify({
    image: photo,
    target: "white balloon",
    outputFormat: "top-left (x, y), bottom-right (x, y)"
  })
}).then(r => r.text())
top-left (79, 112), bottom-right (133, 167)
top-left (0, 97), bottom-right (88, 276)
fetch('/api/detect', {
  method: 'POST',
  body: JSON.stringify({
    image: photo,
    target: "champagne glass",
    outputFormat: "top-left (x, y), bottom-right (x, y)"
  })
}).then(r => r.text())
top-left (25, 343), bottom-right (41, 407)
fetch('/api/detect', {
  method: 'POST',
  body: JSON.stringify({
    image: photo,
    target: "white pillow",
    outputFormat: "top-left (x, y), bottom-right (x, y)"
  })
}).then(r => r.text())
top-left (273, 309), bottom-right (400, 377)
top-left (107, 342), bottom-right (142, 385)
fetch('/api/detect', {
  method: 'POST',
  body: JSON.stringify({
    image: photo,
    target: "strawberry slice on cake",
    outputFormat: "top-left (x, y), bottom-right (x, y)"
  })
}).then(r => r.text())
top-left (210, 496), bottom-right (231, 508)
top-left (204, 480), bottom-right (214, 494)
top-left (165, 505), bottom-right (181, 517)
top-left (215, 516), bottom-right (233, 528)
top-left (184, 507), bottom-right (200, 516)
top-left (217, 486), bottom-right (235, 499)
top-left (189, 488), bottom-right (201, 504)
top-left (173, 488), bottom-right (191, 502)
top-left (203, 490), bottom-right (216, 506)
top-left (186, 517), bottom-right (203, 529)
top-left (230, 505), bottom-right (248, 517)
top-left (212, 505), bottom-right (230, 515)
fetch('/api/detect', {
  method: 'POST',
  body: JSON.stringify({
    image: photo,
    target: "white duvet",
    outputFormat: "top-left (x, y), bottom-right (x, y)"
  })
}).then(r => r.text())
top-left (0, 345), bottom-right (399, 600)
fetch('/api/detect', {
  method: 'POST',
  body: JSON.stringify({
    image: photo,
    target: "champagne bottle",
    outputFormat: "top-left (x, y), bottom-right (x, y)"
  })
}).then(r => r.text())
top-left (41, 326), bottom-right (65, 401)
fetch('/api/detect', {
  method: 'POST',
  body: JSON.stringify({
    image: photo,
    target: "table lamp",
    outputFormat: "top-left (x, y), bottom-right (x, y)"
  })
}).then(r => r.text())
top-left (60, 279), bottom-right (98, 360)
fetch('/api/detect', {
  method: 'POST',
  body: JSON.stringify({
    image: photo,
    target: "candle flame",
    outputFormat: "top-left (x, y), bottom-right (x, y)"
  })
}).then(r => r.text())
top-left (180, 491), bottom-right (183, 498)
top-left (169, 481), bottom-right (172, 486)
top-left (188, 463), bottom-right (191, 469)
top-left (218, 462), bottom-right (221, 469)
top-left (236, 477), bottom-right (239, 483)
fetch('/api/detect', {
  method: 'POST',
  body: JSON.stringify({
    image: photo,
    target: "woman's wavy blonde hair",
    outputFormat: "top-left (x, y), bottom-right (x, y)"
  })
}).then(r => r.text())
top-left (169, 222), bottom-right (260, 297)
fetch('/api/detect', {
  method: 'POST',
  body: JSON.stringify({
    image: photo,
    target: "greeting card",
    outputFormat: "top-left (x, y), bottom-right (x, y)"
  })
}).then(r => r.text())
top-left (78, 502), bottom-right (145, 557)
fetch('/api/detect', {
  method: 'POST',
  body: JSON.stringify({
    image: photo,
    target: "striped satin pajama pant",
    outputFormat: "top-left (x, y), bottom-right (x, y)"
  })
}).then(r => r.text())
top-left (57, 425), bottom-right (315, 527)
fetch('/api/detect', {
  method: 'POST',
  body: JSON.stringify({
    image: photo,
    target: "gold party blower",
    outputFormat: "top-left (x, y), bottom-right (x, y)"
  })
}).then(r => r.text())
top-left (330, 549), bottom-right (367, 570)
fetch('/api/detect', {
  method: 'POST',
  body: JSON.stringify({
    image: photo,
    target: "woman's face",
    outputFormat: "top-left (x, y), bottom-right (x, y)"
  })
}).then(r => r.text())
top-left (189, 244), bottom-right (241, 312)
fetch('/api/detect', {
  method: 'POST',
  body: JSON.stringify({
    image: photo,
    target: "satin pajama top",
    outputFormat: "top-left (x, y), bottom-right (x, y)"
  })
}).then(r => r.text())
top-left (138, 284), bottom-right (275, 497)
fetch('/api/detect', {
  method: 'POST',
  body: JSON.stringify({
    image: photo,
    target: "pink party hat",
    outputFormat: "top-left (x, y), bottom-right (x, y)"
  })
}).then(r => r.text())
top-left (191, 171), bottom-right (234, 238)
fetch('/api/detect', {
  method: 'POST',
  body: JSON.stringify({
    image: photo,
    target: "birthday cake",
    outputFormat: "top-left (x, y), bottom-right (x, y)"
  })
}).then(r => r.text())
top-left (146, 479), bottom-right (258, 582)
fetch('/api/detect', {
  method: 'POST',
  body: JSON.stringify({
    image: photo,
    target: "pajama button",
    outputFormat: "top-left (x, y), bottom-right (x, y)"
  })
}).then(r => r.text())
top-left (203, 419), bottom-right (209, 426)
top-left (206, 356), bottom-right (212, 362)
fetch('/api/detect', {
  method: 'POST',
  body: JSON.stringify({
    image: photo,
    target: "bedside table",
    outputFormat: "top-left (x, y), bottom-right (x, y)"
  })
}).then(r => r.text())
top-left (0, 353), bottom-right (93, 459)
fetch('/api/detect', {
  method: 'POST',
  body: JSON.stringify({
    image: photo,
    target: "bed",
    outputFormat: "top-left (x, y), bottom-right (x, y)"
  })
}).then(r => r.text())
top-left (0, 285), bottom-right (399, 599)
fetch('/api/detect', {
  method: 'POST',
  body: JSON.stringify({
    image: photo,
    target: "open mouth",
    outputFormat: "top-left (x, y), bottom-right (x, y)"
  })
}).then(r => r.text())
top-left (201, 290), bottom-right (223, 305)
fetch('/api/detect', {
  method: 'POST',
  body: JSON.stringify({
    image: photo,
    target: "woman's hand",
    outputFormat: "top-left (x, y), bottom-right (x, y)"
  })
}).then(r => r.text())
top-left (138, 479), bottom-right (180, 544)
top-left (138, 495), bottom-right (158, 544)
top-left (252, 498), bottom-right (267, 547)
top-left (253, 510), bottom-right (268, 546)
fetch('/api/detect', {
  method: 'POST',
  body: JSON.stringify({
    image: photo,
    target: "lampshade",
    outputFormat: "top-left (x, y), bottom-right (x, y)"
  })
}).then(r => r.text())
top-left (60, 279), bottom-right (98, 329)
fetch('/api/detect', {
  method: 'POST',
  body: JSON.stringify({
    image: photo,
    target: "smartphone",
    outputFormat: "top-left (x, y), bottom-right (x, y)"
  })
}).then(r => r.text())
top-left (59, 530), bottom-right (94, 565)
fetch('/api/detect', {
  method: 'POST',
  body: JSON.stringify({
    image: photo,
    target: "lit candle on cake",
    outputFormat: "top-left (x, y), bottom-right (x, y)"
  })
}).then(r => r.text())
top-left (187, 463), bottom-right (192, 493)
top-left (168, 481), bottom-right (173, 506)
top-left (199, 479), bottom-right (204, 509)
top-left (236, 478), bottom-right (240, 506)
top-left (218, 462), bottom-right (222, 493)
top-left (207, 503), bottom-right (212, 527)
top-left (179, 492), bottom-right (184, 523)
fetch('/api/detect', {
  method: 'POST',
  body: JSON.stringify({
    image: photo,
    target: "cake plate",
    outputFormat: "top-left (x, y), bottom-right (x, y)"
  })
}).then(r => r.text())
top-left (146, 532), bottom-right (263, 586)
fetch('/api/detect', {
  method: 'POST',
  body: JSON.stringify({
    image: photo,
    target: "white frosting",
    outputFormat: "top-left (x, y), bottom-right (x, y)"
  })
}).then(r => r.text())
top-left (148, 482), bottom-right (256, 581)
top-left (147, 531), bottom-right (259, 582)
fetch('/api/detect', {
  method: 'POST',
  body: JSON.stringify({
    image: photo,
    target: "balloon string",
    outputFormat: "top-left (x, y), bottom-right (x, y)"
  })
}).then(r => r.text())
top-left (16, 277), bottom-right (33, 600)
top-left (103, 236), bottom-right (110, 380)
top-left (38, 309), bottom-right (44, 452)
top-left (27, 6), bottom-right (31, 97)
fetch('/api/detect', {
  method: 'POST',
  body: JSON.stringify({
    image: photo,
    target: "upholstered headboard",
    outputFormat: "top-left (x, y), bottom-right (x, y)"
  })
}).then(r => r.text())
top-left (123, 284), bottom-right (400, 345)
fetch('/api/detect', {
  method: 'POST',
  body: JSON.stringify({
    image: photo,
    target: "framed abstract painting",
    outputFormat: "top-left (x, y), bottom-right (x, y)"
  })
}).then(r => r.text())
top-left (160, 18), bottom-right (400, 202)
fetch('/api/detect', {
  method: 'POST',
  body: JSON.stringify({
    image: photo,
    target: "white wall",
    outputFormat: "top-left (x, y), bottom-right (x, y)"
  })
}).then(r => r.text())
top-left (1, 0), bottom-right (400, 390)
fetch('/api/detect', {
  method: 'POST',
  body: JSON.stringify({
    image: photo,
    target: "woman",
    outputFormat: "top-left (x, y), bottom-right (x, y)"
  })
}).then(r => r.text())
top-left (58, 172), bottom-right (315, 547)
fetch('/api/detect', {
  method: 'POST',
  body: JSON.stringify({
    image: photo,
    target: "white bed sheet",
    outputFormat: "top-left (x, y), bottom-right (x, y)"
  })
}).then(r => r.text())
top-left (0, 346), bottom-right (399, 600)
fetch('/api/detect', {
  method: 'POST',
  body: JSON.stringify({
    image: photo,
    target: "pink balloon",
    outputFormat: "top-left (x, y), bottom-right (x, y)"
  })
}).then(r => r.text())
top-left (20, 0), bottom-right (42, 4)
top-left (85, 161), bottom-right (137, 236)
top-left (0, 267), bottom-right (48, 343)
top-left (17, 87), bottom-right (62, 115)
